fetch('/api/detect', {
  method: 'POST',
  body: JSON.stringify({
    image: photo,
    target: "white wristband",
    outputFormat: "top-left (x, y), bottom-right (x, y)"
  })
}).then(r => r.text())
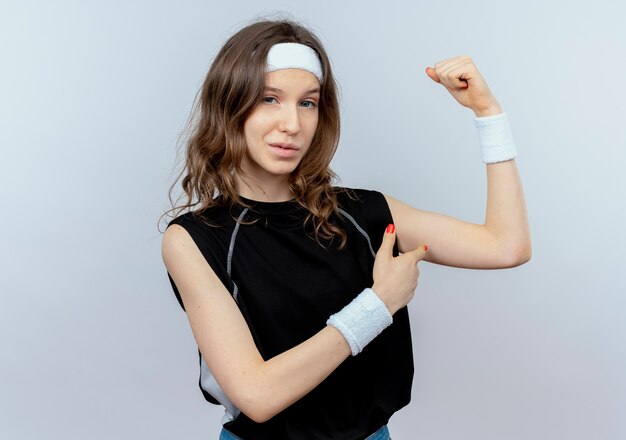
top-left (326, 288), bottom-right (393, 356)
top-left (475, 112), bottom-right (517, 164)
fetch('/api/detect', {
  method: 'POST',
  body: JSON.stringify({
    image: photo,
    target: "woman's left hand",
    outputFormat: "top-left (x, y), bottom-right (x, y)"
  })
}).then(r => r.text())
top-left (425, 55), bottom-right (502, 117)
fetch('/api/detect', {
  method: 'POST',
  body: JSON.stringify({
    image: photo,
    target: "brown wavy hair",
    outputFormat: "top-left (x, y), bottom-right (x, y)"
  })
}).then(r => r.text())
top-left (159, 18), bottom-right (354, 248)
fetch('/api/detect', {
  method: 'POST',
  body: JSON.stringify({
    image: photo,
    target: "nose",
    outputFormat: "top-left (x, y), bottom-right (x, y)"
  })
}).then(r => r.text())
top-left (277, 104), bottom-right (301, 135)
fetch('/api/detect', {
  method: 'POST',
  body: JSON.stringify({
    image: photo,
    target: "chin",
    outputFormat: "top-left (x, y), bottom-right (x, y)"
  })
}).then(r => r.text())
top-left (264, 159), bottom-right (303, 175)
top-left (269, 165), bottom-right (299, 176)
top-left (242, 153), bottom-right (304, 179)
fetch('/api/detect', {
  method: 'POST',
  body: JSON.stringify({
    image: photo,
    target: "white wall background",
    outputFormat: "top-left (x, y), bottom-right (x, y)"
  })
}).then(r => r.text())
top-left (1, 1), bottom-right (625, 439)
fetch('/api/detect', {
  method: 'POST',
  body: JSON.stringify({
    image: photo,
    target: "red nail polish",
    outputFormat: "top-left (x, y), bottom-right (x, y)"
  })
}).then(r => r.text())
top-left (424, 245), bottom-right (428, 251)
top-left (386, 224), bottom-right (395, 233)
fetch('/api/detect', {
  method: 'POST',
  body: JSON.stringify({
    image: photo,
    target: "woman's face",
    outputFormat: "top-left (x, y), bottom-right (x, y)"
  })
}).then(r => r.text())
top-left (242, 68), bottom-right (320, 183)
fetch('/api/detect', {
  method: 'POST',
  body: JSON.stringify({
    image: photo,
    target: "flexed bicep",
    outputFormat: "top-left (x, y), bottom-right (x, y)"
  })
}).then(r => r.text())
top-left (383, 194), bottom-right (519, 269)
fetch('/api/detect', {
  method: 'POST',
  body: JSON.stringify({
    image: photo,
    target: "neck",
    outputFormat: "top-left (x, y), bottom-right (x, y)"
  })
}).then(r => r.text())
top-left (235, 173), bottom-right (294, 202)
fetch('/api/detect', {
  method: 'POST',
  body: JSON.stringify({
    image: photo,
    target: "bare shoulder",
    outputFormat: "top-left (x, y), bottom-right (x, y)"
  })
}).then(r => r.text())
top-left (382, 193), bottom-right (439, 234)
top-left (161, 222), bottom-right (229, 311)
top-left (161, 223), bottom-right (196, 268)
top-left (383, 193), bottom-right (410, 212)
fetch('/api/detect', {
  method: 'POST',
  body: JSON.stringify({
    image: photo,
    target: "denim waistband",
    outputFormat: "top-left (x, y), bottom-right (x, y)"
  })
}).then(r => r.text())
top-left (365, 424), bottom-right (390, 440)
top-left (219, 424), bottom-right (390, 440)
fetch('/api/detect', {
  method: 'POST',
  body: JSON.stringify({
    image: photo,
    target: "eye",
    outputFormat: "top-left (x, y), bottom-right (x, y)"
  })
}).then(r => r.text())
top-left (300, 100), bottom-right (318, 109)
top-left (262, 96), bottom-right (278, 104)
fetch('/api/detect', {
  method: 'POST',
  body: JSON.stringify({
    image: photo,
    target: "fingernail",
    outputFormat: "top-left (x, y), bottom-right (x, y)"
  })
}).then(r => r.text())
top-left (424, 245), bottom-right (428, 251)
top-left (386, 224), bottom-right (395, 233)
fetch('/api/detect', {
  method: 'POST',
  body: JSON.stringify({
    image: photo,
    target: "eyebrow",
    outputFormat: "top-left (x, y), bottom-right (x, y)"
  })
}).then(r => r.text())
top-left (264, 86), bottom-right (321, 95)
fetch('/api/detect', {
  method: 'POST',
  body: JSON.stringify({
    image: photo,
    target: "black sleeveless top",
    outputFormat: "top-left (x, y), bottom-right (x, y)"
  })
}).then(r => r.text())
top-left (166, 187), bottom-right (414, 440)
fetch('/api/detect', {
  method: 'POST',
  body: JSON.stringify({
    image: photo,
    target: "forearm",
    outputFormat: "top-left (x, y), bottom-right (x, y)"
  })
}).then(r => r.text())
top-left (264, 326), bottom-right (351, 406)
top-left (484, 159), bottom-right (532, 264)
top-left (473, 103), bottom-right (532, 265)
top-left (236, 325), bottom-right (351, 422)
top-left (236, 286), bottom-right (396, 422)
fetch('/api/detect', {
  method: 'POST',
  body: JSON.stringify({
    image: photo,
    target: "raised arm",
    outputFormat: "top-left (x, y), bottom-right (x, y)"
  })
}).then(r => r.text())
top-left (387, 56), bottom-right (531, 269)
top-left (162, 223), bottom-right (426, 423)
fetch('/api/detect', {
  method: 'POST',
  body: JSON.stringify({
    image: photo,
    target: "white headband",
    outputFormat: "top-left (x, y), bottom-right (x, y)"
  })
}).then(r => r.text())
top-left (266, 42), bottom-right (323, 83)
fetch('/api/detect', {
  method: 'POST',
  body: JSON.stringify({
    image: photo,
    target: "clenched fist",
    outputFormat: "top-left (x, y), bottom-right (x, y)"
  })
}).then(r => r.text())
top-left (425, 55), bottom-right (502, 117)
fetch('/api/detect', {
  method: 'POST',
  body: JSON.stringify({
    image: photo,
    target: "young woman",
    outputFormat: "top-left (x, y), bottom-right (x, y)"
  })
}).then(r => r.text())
top-left (161, 18), bottom-right (531, 440)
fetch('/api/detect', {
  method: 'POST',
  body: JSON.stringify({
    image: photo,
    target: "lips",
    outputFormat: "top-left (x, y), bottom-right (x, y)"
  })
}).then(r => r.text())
top-left (269, 142), bottom-right (299, 151)
top-left (269, 142), bottom-right (299, 158)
